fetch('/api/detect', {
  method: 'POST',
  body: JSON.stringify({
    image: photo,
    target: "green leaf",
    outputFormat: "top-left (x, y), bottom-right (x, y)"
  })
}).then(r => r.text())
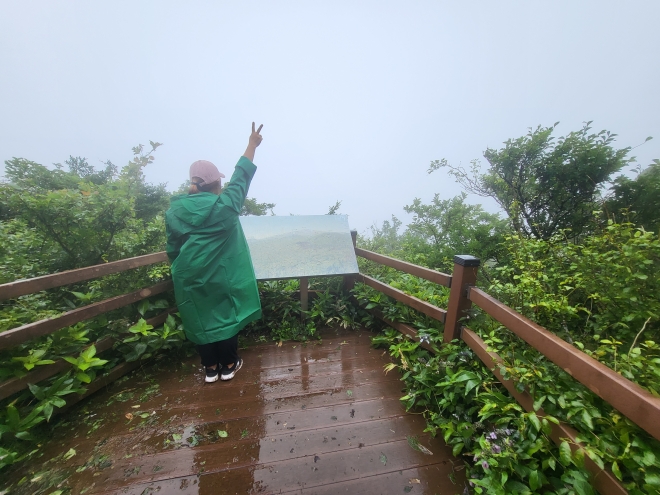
top-left (527, 412), bottom-right (541, 432)
top-left (452, 442), bottom-right (464, 457)
top-left (134, 342), bottom-right (148, 358)
top-left (7, 404), bottom-right (20, 429)
top-left (529, 470), bottom-right (540, 490)
top-left (165, 314), bottom-right (176, 329)
top-left (586, 449), bottom-right (604, 469)
top-left (532, 395), bottom-right (546, 411)
top-left (81, 345), bottom-right (96, 361)
top-left (573, 478), bottom-right (594, 495)
top-left (464, 379), bottom-right (480, 396)
top-left (559, 441), bottom-right (572, 466)
top-left (43, 403), bottom-right (54, 421)
top-left (217, 430), bottom-right (228, 438)
top-left (76, 372), bottom-right (91, 384)
top-left (642, 450), bottom-right (657, 467)
top-left (646, 473), bottom-right (660, 487)
top-left (557, 395), bottom-right (567, 408)
top-left (137, 300), bottom-right (149, 316)
top-left (15, 431), bottom-right (33, 441)
top-left (35, 359), bottom-right (56, 366)
top-left (611, 461), bottom-right (622, 481)
top-left (28, 383), bottom-right (45, 401)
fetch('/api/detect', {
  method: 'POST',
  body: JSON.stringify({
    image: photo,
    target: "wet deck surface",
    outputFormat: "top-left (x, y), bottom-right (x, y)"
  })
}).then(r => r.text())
top-left (11, 327), bottom-right (466, 494)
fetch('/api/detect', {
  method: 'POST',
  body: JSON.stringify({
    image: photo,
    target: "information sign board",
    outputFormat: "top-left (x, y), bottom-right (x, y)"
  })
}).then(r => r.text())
top-left (239, 215), bottom-right (358, 280)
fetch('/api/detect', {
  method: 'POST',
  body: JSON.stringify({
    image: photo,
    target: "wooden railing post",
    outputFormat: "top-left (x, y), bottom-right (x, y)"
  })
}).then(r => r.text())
top-left (444, 255), bottom-right (480, 343)
top-left (300, 277), bottom-right (309, 312)
top-left (343, 230), bottom-right (358, 292)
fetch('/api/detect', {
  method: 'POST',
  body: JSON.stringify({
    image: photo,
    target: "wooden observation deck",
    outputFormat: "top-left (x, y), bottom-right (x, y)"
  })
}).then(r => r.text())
top-left (26, 328), bottom-right (464, 494)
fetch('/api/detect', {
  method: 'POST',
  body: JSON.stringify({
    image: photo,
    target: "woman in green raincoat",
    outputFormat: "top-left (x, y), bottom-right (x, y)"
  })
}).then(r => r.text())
top-left (166, 123), bottom-right (264, 382)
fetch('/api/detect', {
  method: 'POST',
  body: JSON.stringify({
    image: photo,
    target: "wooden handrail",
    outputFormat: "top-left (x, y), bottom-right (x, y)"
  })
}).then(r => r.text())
top-left (469, 286), bottom-right (660, 443)
top-left (0, 251), bottom-right (168, 301)
top-left (57, 360), bottom-right (142, 415)
top-left (356, 274), bottom-right (447, 323)
top-left (0, 281), bottom-right (173, 350)
top-left (368, 306), bottom-right (626, 494)
top-left (355, 248), bottom-right (452, 287)
top-left (368, 308), bottom-right (435, 353)
top-left (0, 337), bottom-right (114, 401)
top-left (0, 307), bottom-right (178, 401)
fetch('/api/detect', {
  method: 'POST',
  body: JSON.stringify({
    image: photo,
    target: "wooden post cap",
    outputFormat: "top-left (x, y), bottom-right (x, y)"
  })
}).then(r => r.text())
top-left (453, 255), bottom-right (480, 267)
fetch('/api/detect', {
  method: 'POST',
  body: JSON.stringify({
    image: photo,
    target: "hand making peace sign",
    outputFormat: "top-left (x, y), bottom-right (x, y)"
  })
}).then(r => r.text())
top-left (249, 122), bottom-right (264, 148)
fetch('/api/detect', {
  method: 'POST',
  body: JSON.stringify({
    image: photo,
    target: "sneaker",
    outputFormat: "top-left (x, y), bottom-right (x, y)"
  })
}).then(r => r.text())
top-left (205, 365), bottom-right (220, 383)
top-left (221, 358), bottom-right (243, 381)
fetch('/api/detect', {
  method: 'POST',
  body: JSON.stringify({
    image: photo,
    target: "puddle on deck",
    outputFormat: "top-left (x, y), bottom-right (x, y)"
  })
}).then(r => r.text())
top-left (2, 328), bottom-right (466, 495)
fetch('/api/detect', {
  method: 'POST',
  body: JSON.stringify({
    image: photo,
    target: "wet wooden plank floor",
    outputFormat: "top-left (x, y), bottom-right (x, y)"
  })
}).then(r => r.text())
top-left (13, 327), bottom-right (466, 494)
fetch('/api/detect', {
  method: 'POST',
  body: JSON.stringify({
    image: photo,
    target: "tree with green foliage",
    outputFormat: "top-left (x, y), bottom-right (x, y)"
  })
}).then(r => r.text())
top-left (607, 159), bottom-right (660, 234)
top-left (240, 197), bottom-right (275, 216)
top-left (362, 215), bottom-right (404, 256)
top-left (429, 123), bottom-right (635, 240)
top-left (403, 193), bottom-right (508, 271)
top-left (326, 200), bottom-right (342, 215)
top-left (1, 142), bottom-right (167, 272)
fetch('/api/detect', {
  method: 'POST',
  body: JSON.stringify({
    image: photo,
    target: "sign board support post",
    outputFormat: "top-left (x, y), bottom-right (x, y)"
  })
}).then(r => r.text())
top-left (343, 230), bottom-right (358, 292)
top-left (300, 277), bottom-right (309, 312)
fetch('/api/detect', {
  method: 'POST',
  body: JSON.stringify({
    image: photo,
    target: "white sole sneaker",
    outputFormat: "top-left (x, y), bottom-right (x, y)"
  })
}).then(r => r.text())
top-left (205, 366), bottom-right (220, 383)
top-left (221, 359), bottom-right (243, 381)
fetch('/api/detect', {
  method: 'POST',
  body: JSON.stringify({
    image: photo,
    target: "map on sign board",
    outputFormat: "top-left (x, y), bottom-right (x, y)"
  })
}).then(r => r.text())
top-left (239, 215), bottom-right (359, 280)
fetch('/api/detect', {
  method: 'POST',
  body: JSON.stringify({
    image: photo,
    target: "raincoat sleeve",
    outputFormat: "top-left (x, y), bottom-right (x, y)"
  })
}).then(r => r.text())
top-left (218, 156), bottom-right (258, 214)
top-left (165, 218), bottom-right (182, 263)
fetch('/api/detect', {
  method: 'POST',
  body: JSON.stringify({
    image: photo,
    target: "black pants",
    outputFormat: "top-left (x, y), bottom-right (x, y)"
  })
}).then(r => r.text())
top-left (196, 334), bottom-right (239, 368)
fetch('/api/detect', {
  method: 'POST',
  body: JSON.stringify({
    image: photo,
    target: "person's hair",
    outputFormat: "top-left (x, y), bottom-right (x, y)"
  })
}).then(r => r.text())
top-left (189, 177), bottom-right (221, 194)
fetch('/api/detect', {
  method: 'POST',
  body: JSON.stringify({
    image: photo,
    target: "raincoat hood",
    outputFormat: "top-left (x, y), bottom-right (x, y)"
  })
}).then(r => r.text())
top-left (168, 193), bottom-right (224, 231)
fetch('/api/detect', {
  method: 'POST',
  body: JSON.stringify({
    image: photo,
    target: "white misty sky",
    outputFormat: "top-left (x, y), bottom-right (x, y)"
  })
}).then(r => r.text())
top-left (1, 1), bottom-right (658, 235)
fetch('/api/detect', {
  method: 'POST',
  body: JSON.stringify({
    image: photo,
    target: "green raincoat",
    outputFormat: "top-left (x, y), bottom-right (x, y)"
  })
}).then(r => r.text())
top-left (165, 156), bottom-right (262, 345)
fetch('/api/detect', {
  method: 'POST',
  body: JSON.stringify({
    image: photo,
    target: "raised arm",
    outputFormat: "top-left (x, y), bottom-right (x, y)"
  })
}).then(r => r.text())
top-left (219, 122), bottom-right (264, 213)
top-left (242, 122), bottom-right (263, 162)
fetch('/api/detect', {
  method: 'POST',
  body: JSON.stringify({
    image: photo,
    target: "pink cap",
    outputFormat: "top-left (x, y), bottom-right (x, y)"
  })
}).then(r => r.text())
top-left (189, 160), bottom-right (225, 186)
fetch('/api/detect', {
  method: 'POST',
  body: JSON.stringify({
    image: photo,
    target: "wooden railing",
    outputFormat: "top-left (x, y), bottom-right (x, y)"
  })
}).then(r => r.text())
top-left (2, 241), bottom-right (658, 494)
top-left (0, 252), bottom-right (174, 404)
top-left (353, 249), bottom-right (660, 495)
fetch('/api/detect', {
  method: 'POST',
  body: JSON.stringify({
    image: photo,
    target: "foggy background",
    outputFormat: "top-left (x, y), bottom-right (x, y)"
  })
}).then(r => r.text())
top-left (1, 1), bottom-right (658, 234)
